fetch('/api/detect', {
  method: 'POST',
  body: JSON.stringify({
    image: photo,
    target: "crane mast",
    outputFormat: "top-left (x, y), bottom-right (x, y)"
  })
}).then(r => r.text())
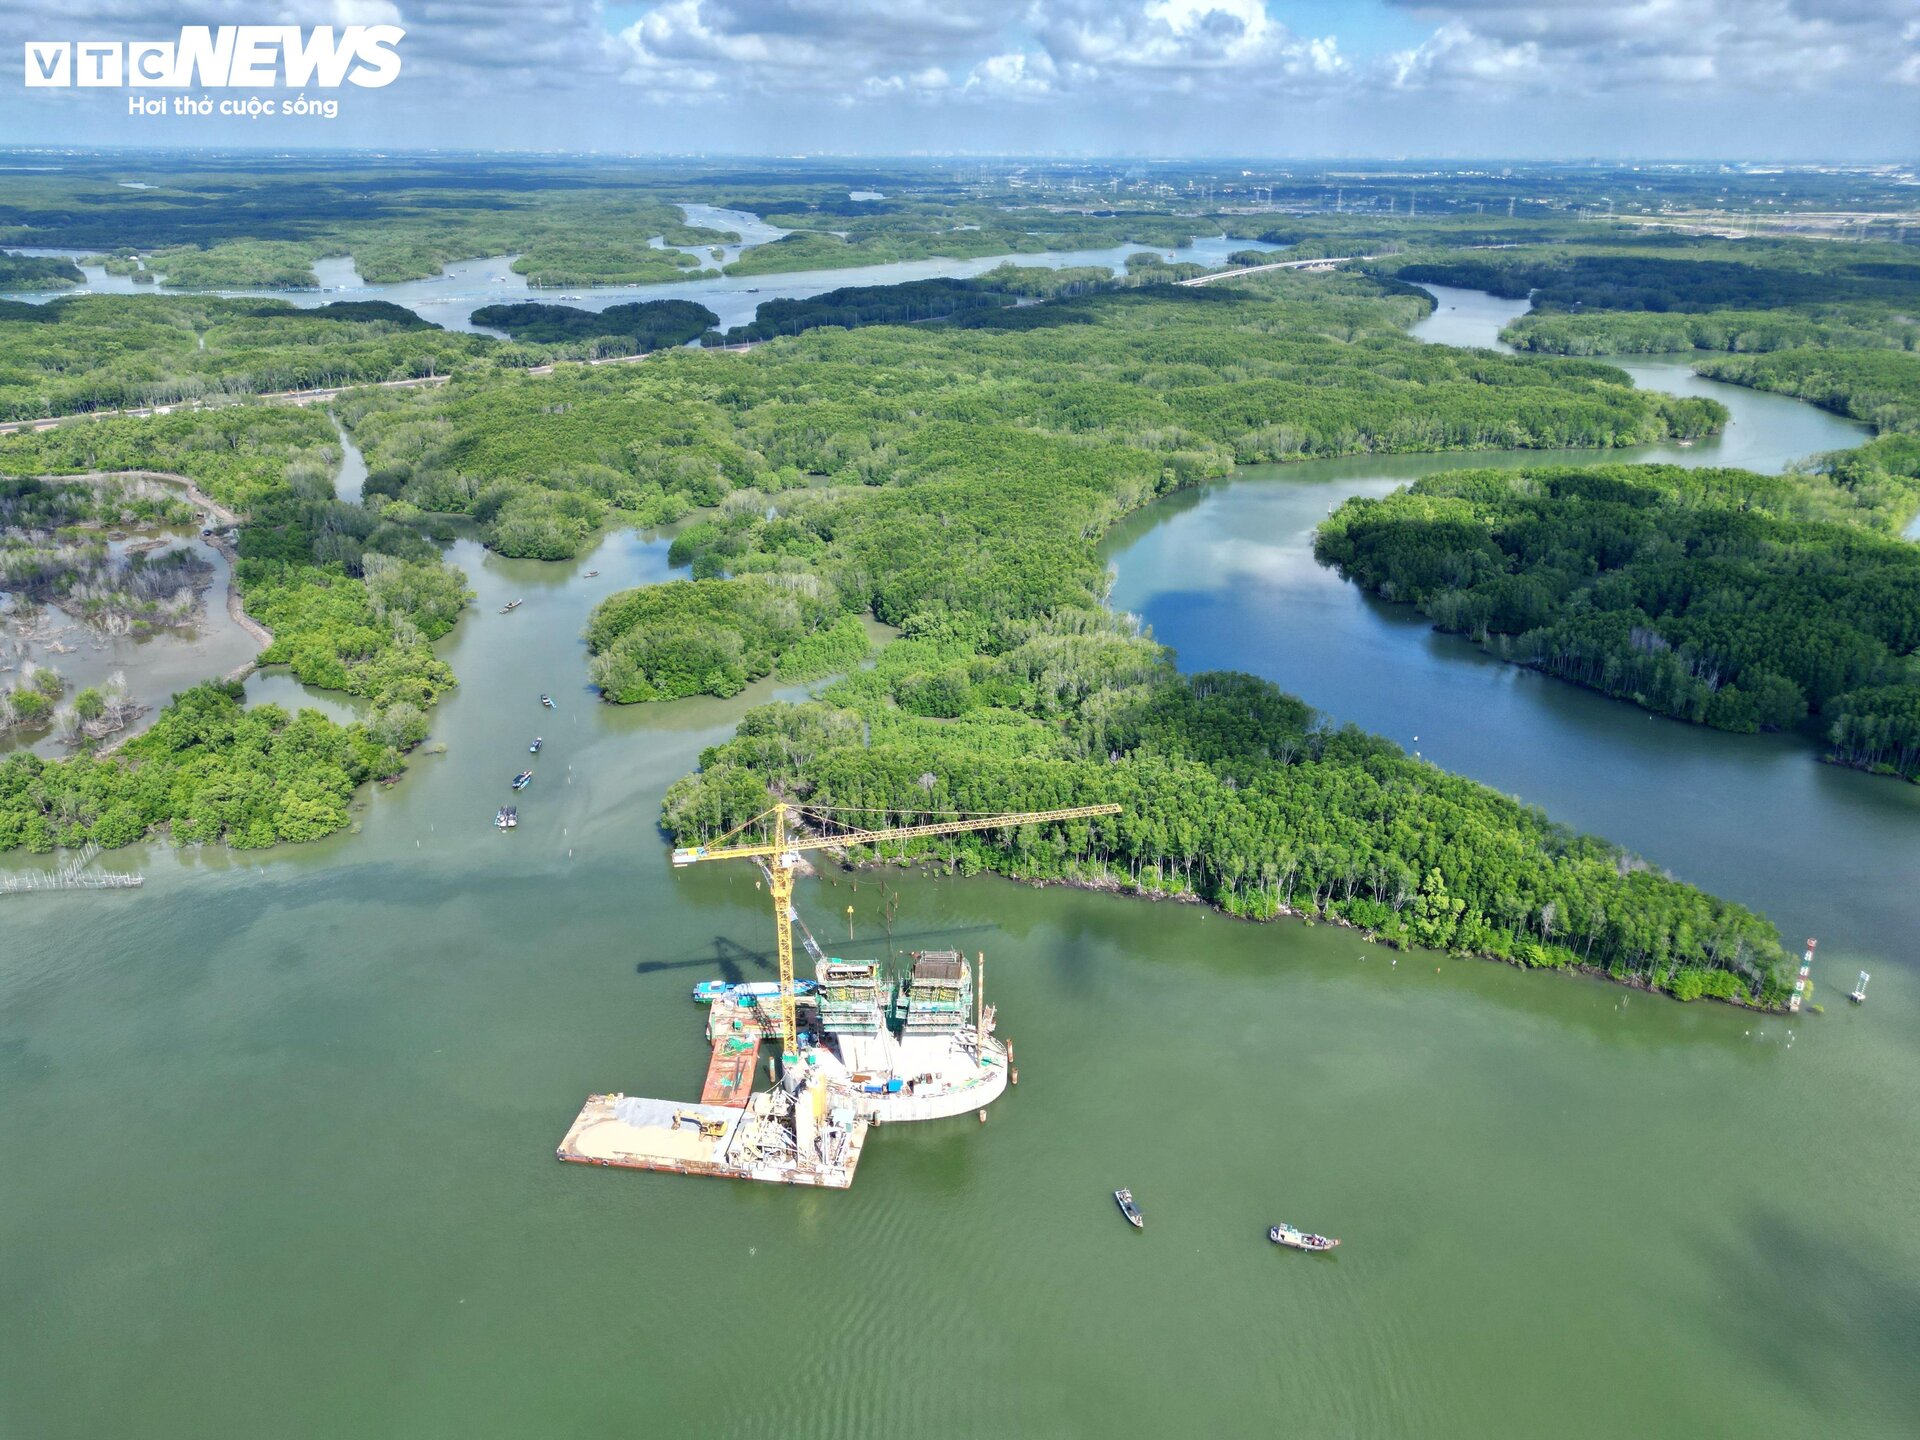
top-left (672, 799), bottom-right (1120, 1067)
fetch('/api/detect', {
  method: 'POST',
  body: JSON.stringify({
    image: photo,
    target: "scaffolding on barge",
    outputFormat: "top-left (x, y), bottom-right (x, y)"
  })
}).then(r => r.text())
top-left (557, 801), bottom-right (1111, 1190)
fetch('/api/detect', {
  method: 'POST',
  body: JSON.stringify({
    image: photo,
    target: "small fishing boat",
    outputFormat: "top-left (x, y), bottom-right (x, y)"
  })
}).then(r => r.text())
top-left (539, 693), bottom-right (555, 709)
top-left (501, 598), bottom-right (523, 613)
top-left (1851, 970), bottom-right (1870, 1004)
top-left (1269, 1224), bottom-right (1339, 1252)
top-left (529, 737), bottom-right (544, 754)
top-left (512, 770), bottom-right (533, 791)
top-left (494, 806), bottom-right (517, 830)
top-left (583, 569), bottom-right (600, 577)
top-left (1114, 1189), bottom-right (1144, 1230)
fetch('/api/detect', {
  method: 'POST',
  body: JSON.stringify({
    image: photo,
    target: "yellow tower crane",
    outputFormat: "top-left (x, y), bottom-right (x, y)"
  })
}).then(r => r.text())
top-left (672, 800), bottom-right (1121, 1066)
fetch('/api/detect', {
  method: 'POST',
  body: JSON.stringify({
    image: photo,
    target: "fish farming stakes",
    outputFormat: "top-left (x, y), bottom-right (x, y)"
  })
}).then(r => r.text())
top-left (0, 844), bottom-right (143, 896)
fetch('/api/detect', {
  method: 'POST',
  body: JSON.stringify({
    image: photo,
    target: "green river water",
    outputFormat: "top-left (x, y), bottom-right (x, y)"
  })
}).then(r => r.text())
top-left (2, 288), bottom-right (1916, 1439)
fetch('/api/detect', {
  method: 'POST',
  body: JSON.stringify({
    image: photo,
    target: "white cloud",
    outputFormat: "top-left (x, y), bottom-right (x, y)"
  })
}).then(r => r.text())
top-left (326, 0), bottom-right (404, 24)
top-left (0, 0), bottom-right (1912, 148)
top-left (964, 49), bottom-right (1057, 98)
top-left (1033, 0), bottom-right (1348, 90)
top-left (1383, 0), bottom-right (1911, 94)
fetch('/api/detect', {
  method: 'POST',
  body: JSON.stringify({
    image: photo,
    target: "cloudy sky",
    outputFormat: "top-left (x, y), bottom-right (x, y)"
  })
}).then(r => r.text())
top-left (7, 0), bottom-right (1918, 157)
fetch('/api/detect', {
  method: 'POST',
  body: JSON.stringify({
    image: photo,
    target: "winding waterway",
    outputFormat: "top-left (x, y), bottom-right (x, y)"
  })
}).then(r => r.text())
top-left (4, 223), bottom-right (1275, 335)
top-left (2, 283), bottom-right (1917, 1439)
top-left (1107, 285), bottom-right (1917, 968)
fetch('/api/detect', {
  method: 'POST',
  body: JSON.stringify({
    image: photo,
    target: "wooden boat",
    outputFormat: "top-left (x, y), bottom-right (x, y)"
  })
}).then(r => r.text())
top-left (1114, 1189), bottom-right (1144, 1229)
top-left (529, 737), bottom-right (543, 754)
top-left (501, 598), bottom-right (523, 613)
top-left (539, 693), bottom-right (556, 709)
top-left (511, 771), bottom-right (533, 791)
top-left (1269, 1224), bottom-right (1339, 1252)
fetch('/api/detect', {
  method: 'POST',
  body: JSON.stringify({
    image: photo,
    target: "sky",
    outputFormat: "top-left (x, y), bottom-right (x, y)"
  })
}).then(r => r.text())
top-left (5, 0), bottom-right (1918, 159)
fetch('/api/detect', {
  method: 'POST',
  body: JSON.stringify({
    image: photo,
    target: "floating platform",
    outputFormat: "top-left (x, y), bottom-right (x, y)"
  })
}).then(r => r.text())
top-left (556, 1091), bottom-right (868, 1188)
top-left (701, 1003), bottom-right (765, 1108)
top-left (560, 948), bottom-right (1005, 1191)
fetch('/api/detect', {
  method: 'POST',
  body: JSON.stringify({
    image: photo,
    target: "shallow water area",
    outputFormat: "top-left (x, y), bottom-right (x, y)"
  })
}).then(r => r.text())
top-left (1, 528), bottom-right (256, 757)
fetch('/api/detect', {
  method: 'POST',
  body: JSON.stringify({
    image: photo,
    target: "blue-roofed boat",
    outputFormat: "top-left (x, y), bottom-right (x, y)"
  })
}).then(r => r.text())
top-left (691, 979), bottom-right (820, 1003)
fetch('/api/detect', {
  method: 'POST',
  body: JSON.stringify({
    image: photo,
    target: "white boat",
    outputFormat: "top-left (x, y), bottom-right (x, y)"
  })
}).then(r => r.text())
top-left (1851, 971), bottom-right (1870, 1003)
top-left (1269, 1223), bottom-right (1339, 1252)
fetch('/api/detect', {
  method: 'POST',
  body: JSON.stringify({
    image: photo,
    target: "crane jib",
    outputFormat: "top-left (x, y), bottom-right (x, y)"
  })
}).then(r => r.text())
top-left (671, 803), bottom-right (1121, 867)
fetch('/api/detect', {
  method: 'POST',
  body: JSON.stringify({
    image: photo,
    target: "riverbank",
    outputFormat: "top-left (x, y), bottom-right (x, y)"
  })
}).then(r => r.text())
top-left (830, 839), bottom-right (1793, 1012)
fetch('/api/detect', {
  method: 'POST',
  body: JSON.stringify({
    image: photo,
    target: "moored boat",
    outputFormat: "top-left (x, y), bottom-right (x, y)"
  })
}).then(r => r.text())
top-left (692, 979), bottom-right (820, 1003)
top-left (512, 770), bottom-right (533, 791)
top-left (1114, 1189), bottom-right (1144, 1229)
top-left (495, 806), bottom-right (517, 830)
top-left (1269, 1224), bottom-right (1339, 1252)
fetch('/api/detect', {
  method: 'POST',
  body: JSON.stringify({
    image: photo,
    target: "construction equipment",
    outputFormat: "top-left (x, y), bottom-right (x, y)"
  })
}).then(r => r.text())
top-left (672, 800), bottom-right (1121, 1066)
top-left (673, 1111), bottom-right (727, 1138)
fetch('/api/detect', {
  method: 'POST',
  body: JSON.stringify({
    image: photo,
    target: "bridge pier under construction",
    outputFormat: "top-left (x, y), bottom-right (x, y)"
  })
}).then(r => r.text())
top-left (557, 951), bottom-right (1010, 1189)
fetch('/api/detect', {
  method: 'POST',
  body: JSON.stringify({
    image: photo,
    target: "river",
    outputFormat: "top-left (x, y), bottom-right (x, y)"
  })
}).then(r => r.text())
top-left (1106, 284), bottom-right (1918, 968)
top-left (2, 284), bottom-right (1916, 1439)
top-left (3, 218), bottom-right (1275, 336)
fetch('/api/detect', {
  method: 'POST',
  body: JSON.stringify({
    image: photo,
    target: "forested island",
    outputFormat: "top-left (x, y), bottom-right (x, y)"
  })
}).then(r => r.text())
top-left (17, 166), bottom-right (1920, 1003)
top-left (1315, 463), bottom-right (1920, 779)
top-left (0, 251), bottom-right (85, 291)
top-left (468, 299), bottom-right (718, 351)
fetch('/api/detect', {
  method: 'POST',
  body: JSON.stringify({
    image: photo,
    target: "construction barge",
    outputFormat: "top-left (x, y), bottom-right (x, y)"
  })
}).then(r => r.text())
top-left (556, 950), bottom-right (1011, 1189)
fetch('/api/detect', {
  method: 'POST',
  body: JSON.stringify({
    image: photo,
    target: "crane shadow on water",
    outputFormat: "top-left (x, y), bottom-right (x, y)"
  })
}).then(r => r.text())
top-left (635, 935), bottom-right (772, 984)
